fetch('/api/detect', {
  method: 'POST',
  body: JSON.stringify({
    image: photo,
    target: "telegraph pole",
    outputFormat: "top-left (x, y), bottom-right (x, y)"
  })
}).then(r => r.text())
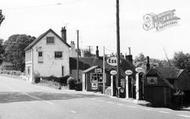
top-left (76, 30), bottom-right (79, 82)
top-left (116, 0), bottom-right (120, 95)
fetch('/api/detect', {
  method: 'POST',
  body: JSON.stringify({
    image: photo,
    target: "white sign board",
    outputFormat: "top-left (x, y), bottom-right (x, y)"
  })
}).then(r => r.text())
top-left (135, 67), bottom-right (144, 73)
top-left (91, 82), bottom-right (98, 90)
top-left (107, 57), bottom-right (117, 66)
top-left (110, 70), bottom-right (117, 75)
top-left (125, 70), bottom-right (133, 75)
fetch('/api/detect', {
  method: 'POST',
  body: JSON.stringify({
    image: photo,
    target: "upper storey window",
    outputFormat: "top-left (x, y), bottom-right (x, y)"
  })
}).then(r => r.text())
top-left (46, 36), bottom-right (54, 44)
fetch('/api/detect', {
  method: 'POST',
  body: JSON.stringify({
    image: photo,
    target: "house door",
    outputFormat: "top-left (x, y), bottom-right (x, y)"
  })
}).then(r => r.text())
top-left (62, 66), bottom-right (64, 76)
top-left (139, 72), bottom-right (144, 100)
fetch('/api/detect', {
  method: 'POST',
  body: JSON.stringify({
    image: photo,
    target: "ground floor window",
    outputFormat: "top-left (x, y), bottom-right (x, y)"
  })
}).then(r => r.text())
top-left (38, 51), bottom-right (43, 63)
top-left (55, 51), bottom-right (63, 59)
top-left (90, 73), bottom-right (103, 83)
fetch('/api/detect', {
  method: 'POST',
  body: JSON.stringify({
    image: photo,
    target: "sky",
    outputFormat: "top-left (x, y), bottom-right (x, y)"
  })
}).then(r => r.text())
top-left (0, 0), bottom-right (189, 60)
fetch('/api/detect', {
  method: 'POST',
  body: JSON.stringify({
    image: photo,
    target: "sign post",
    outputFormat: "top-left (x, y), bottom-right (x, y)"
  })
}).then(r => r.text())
top-left (110, 70), bottom-right (117, 96)
top-left (82, 73), bottom-right (86, 91)
top-left (135, 67), bottom-right (144, 100)
top-left (136, 73), bottom-right (140, 100)
top-left (125, 70), bottom-right (133, 99)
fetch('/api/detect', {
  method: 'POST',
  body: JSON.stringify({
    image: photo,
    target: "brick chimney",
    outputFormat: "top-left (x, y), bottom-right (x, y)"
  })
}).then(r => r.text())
top-left (125, 47), bottom-right (133, 64)
top-left (70, 41), bottom-right (75, 49)
top-left (61, 27), bottom-right (67, 43)
top-left (96, 46), bottom-right (99, 58)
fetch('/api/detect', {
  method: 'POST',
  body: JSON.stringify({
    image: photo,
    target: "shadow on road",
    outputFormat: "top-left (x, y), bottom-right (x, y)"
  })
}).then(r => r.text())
top-left (0, 92), bottom-right (102, 103)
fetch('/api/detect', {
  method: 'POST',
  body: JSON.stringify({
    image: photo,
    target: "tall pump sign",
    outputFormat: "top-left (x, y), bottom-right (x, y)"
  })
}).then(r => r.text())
top-left (143, 9), bottom-right (180, 31)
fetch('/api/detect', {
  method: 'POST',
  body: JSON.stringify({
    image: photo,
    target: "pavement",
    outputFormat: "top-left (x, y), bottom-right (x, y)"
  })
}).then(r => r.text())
top-left (0, 75), bottom-right (190, 119)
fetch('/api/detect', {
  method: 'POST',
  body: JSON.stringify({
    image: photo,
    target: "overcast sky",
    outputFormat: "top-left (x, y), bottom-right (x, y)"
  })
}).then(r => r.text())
top-left (0, 0), bottom-right (189, 59)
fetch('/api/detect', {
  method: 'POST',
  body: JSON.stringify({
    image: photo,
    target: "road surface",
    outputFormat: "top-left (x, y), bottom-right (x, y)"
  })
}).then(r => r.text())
top-left (0, 75), bottom-right (190, 119)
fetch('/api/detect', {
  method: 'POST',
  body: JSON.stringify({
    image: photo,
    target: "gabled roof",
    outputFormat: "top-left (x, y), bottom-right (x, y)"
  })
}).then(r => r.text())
top-left (25, 29), bottom-right (70, 51)
top-left (146, 66), bottom-right (182, 89)
top-left (146, 66), bottom-right (181, 79)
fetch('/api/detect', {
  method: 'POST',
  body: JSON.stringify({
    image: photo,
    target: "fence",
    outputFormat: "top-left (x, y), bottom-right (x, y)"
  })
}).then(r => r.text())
top-left (0, 70), bottom-right (22, 76)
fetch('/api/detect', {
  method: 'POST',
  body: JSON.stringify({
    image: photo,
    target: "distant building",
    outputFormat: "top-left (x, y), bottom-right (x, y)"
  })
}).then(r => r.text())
top-left (144, 66), bottom-right (190, 108)
top-left (70, 47), bottom-right (136, 94)
top-left (69, 41), bottom-right (78, 57)
top-left (24, 27), bottom-right (71, 82)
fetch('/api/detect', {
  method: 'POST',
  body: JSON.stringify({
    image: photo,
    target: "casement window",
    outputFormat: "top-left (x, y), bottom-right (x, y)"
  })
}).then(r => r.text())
top-left (38, 51), bottom-right (43, 57)
top-left (55, 51), bottom-right (63, 59)
top-left (46, 36), bottom-right (54, 44)
top-left (38, 51), bottom-right (43, 63)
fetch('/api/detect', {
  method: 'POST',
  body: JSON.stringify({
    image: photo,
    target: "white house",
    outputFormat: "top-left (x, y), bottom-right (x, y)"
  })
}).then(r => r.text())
top-left (25, 27), bottom-right (72, 82)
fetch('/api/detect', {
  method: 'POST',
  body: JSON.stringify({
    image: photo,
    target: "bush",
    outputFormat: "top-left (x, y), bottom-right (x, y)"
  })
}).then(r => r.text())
top-left (42, 75), bottom-right (58, 82)
top-left (67, 77), bottom-right (77, 90)
top-left (75, 82), bottom-right (82, 91)
top-left (34, 72), bottom-right (40, 83)
top-left (59, 75), bottom-right (70, 86)
top-left (49, 75), bottom-right (58, 82)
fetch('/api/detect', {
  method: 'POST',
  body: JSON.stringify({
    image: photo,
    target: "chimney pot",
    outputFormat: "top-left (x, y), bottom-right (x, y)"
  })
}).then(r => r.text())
top-left (70, 41), bottom-right (75, 49)
top-left (125, 55), bottom-right (133, 64)
top-left (128, 47), bottom-right (131, 55)
top-left (96, 46), bottom-right (99, 58)
top-left (61, 27), bottom-right (67, 43)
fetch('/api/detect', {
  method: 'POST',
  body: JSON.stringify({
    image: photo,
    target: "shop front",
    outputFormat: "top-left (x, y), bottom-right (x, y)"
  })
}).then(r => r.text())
top-left (82, 66), bottom-right (109, 93)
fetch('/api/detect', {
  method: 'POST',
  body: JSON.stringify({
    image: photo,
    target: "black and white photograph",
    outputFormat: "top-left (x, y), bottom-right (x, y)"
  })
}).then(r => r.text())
top-left (0, 0), bottom-right (190, 119)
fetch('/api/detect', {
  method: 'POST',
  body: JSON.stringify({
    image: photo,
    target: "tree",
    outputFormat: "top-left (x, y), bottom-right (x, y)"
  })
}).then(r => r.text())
top-left (0, 9), bottom-right (5, 26)
top-left (134, 53), bottom-right (146, 67)
top-left (173, 51), bottom-right (190, 70)
top-left (4, 34), bottom-right (35, 71)
top-left (134, 53), bottom-right (171, 69)
top-left (0, 39), bottom-right (4, 64)
top-left (83, 49), bottom-right (94, 57)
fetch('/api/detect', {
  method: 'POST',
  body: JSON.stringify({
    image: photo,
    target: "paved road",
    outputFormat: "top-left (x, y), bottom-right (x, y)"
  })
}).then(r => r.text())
top-left (0, 75), bottom-right (190, 119)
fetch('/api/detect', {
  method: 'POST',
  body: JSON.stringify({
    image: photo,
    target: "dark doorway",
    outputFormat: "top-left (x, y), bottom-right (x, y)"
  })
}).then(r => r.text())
top-left (62, 66), bottom-right (64, 76)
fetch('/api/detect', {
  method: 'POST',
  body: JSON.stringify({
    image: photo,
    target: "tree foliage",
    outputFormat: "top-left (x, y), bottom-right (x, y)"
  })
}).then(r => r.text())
top-left (4, 34), bottom-right (35, 71)
top-left (134, 53), bottom-right (171, 69)
top-left (0, 39), bottom-right (4, 64)
top-left (134, 53), bottom-right (147, 68)
top-left (83, 49), bottom-right (94, 57)
top-left (173, 51), bottom-right (190, 70)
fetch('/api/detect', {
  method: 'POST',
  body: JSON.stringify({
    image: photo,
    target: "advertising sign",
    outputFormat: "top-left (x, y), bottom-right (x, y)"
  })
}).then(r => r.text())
top-left (135, 67), bottom-right (144, 73)
top-left (95, 68), bottom-right (102, 73)
top-left (125, 70), bottom-right (133, 75)
top-left (110, 70), bottom-right (117, 75)
top-left (91, 82), bottom-right (98, 90)
top-left (107, 57), bottom-right (117, 66)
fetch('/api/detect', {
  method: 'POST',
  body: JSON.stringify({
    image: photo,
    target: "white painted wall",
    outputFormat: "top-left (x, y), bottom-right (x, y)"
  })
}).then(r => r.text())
top-left (32, 31), bottom-right (70, 77)
top-left (25, 49), bottom-right (33, 82)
